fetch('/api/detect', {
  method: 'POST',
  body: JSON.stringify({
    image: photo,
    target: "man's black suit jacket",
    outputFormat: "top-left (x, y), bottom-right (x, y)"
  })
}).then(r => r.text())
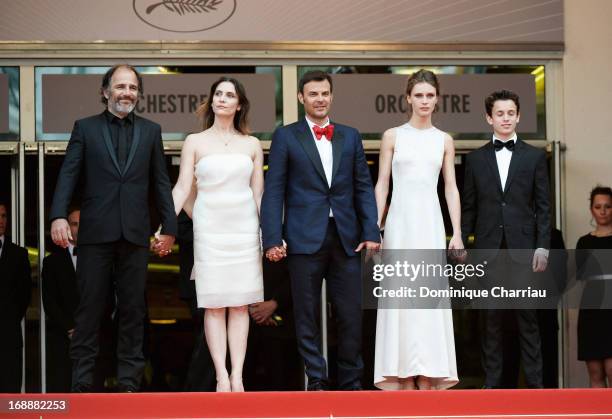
top-left (0, 239), bottom-right (31, 349)
top-left (42, 249), bottom-right (78, 333)
top-left (461, 139), bottom-right (551, 250)
top-left (49, 112), bottom-right (177, 246)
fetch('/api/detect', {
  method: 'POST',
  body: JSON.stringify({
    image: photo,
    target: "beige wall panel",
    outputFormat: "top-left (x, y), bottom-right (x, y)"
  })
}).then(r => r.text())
top-left (563, 0), bottom-right (612, 388)
top-left (564, 0), bottom-right (612, 248)
top-left (0, 0), bottom-right (562, 43)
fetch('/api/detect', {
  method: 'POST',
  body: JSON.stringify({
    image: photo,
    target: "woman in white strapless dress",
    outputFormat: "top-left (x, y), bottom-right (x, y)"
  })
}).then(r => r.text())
top-left (171, 77), bottom-right (264, 392)
top-left (373, 70), bottom-right (464, 390)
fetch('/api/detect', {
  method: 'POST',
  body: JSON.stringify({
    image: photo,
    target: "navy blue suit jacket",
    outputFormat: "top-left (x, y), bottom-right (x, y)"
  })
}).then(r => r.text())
top-left (261, 119), bottom-right (379, 256)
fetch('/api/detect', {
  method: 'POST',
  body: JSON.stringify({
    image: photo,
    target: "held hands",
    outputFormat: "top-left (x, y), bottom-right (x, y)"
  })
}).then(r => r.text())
top-left (151, 232), bottom-right (175, 257)
top-left (355, 240), bottom-right (381, 252)
top-left (355, 241), bottom-right (381, 262)
top-left (51, 218), bottom-right (72, 248)
top-left (448, 234), bottom-right (467, 263)
top-left (265, 243), bottom-right (287, 262)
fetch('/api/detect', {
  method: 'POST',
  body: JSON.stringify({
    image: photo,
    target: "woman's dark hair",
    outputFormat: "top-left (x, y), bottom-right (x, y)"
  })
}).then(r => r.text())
top-left (299, 70), bottom-right (333, 94)
top-left (100, 64), bottom-right (143, 105)
top-left (485, 89), bottom-right (520, 117)
top-left (195, 77), bottom-right (250, 135)
top-left (589, 185), bottom-right (612, 207)
top-left (405, 69), bottom-right (440, 96)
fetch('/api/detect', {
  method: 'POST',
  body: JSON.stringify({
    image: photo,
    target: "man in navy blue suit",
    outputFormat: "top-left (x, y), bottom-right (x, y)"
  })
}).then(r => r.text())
top-left (261, 70), bottom-right (380, 390)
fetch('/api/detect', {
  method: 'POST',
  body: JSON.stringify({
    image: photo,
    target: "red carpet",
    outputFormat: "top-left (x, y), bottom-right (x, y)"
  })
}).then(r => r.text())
top-left (2, 389), bottom-right (612, 418)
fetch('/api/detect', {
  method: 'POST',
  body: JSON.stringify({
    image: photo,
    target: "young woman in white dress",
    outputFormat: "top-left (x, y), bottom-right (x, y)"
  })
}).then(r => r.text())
top-left (373, 69), bottom-right (464, 390)
top-left (171, 77), bottom-right (264, 392)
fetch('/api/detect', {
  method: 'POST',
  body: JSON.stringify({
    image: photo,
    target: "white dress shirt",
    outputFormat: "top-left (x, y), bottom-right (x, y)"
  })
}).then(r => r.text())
top-left (68, 243), bottom-right (77, 270)
top-left (0, 235), bottom-right (4, 258)
top-left (306, 117), bottom-right (334, 217)
top-left (493, 133), bottom-right (517, 191)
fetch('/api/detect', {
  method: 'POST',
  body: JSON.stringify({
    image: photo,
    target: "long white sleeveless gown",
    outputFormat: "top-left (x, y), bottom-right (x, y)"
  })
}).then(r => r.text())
top-left (192, 153), bottom-right (263, 308)
top-left (374, 123), bottom-right (458, 390)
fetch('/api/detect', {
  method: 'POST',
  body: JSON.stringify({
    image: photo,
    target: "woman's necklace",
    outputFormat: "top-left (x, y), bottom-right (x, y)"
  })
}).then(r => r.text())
top-left (212, 126), bottom-right (235, 146)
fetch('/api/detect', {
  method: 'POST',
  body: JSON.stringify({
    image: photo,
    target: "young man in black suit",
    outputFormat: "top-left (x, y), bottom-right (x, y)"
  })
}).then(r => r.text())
top-left (0, 202), bottom-right (32, 392)
top-left (49, 65), bottom-right (177, 392)
top-left (462, 90), bottom-right (551, 389)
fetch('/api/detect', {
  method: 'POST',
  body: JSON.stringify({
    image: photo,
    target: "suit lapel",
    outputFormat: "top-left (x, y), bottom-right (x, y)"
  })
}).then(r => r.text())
top-left (295, 120), bottom-right (328, 187)
top-left (101, 113), bottom-right (122, 175)
top-left (484, 141), bottom-right (503, 195)
top-left (123, 117), bottom-right (141, 176)
top-left (330, 123), bottom-right (344, 184)
top-left (503, 139), bottom-right (525, 194)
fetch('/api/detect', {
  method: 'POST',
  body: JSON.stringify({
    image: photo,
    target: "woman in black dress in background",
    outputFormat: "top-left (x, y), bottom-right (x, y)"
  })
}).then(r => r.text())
top-left (577, 186), bottom-right (612, 388)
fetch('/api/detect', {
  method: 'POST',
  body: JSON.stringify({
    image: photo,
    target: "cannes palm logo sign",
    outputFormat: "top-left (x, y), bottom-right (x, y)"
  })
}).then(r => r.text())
top-left (133, 0), bottom-right (237, 32)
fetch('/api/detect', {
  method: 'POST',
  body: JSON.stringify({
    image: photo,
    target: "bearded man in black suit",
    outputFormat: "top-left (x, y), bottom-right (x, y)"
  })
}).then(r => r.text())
top-left (49, 65), bottom-right (177, 392)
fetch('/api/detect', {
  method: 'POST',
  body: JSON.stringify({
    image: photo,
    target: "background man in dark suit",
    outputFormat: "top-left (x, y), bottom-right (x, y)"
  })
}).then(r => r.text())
top-left (0, 202), bottom-right (32, 393)
top-left (42, 208), bottom-right (80, 392)
top-left (49, 65), bottom-right (177, 392)
top-left (261, 71), bottom-right (380, 390)
top-left (43, 208), bottom-right (117, 392)
top-left (462, 90), bottom-right (551, 389)
top-left (176, 211), bottom-right (216, 392)
top-left (245, 257), bottom-right (302, 391)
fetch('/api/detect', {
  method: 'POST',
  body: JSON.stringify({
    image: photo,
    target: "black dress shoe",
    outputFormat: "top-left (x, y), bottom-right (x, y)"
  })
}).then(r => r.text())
top-left (307, 382), bottom-right (328, 391)
top-left (72, 383), bottom-right (92, 393)
top-left (118, 384), bottom-right (138, 393)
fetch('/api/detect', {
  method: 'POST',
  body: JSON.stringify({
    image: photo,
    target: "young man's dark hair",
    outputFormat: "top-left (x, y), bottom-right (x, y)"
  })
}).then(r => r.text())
top-left (484, 89), bottom-right (520, 117)
top-left (298, 70), bottom-right (333, 94)
top-left (100, 64), bottom-right (143, 105)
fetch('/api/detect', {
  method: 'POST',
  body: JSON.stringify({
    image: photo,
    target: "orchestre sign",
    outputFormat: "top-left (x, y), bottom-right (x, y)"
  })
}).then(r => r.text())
top-left (42, 72), bottom-right (537, 136)
top-left (331, 74), bottom-right (537, 134)
top-left (42, 73), bottom-right (277, 134)
top-left (0, 74), bottom-right (8, 133)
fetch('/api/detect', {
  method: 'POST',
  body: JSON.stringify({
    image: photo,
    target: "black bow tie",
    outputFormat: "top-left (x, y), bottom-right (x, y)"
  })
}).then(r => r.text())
top-left (494, 139), bottom-right (515, 152)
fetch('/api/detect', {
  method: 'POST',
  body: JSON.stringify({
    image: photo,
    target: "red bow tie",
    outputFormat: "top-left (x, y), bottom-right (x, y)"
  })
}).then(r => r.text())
top-left (313, 124), bottom-right (334, 141)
